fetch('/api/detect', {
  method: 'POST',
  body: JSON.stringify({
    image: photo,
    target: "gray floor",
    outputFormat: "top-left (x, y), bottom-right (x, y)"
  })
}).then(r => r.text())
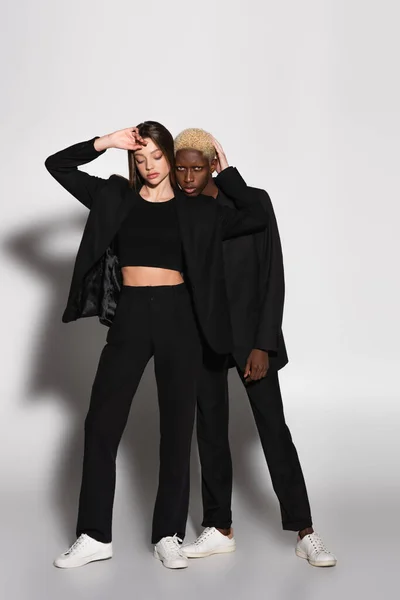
top-left (3, 366), bottom-right (398, 600)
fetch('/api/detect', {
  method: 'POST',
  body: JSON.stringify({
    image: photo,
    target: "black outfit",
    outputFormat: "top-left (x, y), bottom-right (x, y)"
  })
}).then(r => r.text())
top-left (219, 189), bottom-right (288, 371)
top-left (45, 138), bottom-right (267, 544)
top-left (197, 189), bottom-right (312, 532)
top-left (45, 138), bottom-right (268, 354)
top-left (77, 283), bottom-right (201, 544)
top-left (116, 195), bottom-right (183, 272)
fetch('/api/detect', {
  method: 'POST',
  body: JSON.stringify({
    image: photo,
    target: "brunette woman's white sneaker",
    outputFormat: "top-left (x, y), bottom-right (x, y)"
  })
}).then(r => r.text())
top-left (295, 532), bottom-right (337, 567)
top-left (182, 527), bottom-right (236, 558)
top-left (53, 534), bottom-right (113, 568)
top-left (154, 534), bottom-right (189, 569)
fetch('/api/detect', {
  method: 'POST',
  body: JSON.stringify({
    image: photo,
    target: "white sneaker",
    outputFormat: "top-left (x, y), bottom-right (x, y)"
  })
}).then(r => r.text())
top-left (154, 534), bottom-right (189, 569)
top-left (53, 534), bottom-right (113, 568)
top-left (296, 532), bottom-right (337, 567)
top-left (182, 527), bottom-right (236, 558)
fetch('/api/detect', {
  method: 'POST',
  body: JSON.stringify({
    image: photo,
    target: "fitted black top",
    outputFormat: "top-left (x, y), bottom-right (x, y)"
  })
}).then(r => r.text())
top-left (116, 195), bottom-right (183, 272)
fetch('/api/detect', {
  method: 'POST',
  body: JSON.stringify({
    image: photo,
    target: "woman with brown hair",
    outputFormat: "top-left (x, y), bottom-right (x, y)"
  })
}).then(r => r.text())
top-left (45, 122), bottom-right (267, 569)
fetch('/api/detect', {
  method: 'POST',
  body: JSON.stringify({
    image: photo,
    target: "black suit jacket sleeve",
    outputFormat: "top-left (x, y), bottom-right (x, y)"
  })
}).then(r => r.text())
top-left (44, 137), bottom-right (108, 209)
top-left (254, 190), bottom-right (285, 353)
top-left (214, 167), bottom-right (268, 239)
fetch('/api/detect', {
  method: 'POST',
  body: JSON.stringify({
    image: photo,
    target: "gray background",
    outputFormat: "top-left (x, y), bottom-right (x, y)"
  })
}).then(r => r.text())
top-left (1, 0), bottom-right (399, 598)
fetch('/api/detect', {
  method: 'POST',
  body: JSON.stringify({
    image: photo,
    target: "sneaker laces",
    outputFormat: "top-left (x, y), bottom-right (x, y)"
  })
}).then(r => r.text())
top-left (307, 532), bottom-right (329, 554)
top-left (163, 534), bottom-right (184, 556)
top-left (194, 527), bottom-right (214, 545)
top-left (65, 534), bottom-right (87, 555)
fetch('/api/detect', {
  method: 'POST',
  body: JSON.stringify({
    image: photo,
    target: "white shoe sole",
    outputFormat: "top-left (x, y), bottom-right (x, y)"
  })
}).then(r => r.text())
top-left (153, 548), bottom-right (188, 569)
top-left (183, 544), bottom-right (236, 558)
top-left (54, 549), bottom-right (113, 569)
top-left (295, 548), bottom-right (337, 567)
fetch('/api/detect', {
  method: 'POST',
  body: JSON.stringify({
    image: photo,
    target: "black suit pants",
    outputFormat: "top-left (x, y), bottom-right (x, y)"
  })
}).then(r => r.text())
top-left (197, 355), bottom-right (313, 531)
top-left (76, 283), bottom-right (202, 545)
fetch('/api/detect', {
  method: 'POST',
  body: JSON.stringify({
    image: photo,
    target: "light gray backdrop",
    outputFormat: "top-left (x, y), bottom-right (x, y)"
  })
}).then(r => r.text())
top-left (1, 1), bottom-right (399, 599)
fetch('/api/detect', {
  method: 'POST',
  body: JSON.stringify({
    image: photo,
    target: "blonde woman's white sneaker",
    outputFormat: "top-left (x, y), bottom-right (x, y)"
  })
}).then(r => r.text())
top-left (53, 534), bottom-right (113, 568)
top-left (295, 532), bottom-right (337, 567)
top-left (154, 534), bottom-right (188, 569)
top-left (182, 527), bottom-right (236, 558)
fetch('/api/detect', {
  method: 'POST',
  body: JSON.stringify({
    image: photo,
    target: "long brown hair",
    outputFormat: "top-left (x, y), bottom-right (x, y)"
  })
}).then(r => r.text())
top-left (128, 121), bottom-right (176, 190)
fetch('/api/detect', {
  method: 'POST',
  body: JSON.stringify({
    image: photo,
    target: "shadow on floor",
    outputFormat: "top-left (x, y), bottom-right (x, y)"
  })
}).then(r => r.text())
top-left (5, 215), bottom-right (289, 548)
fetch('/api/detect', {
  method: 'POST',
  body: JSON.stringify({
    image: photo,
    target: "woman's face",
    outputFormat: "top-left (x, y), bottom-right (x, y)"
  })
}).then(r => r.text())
top-left (133, 138), bottom-right (171, 186)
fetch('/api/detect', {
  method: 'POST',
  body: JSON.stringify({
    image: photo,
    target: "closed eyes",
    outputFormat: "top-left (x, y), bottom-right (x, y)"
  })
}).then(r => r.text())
top-left (176, 166), bottom-right (204, 171)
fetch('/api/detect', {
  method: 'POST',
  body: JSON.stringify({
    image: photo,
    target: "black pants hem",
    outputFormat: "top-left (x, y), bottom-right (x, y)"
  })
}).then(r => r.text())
top-left (282, 520), bottom-right (313, 532)
top-left (201, 519), bottom-right (232, 529)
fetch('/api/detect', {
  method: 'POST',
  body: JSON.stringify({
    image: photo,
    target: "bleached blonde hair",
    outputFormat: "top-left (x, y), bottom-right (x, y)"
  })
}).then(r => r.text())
top-left (174, 128), bottom-right (216, 162)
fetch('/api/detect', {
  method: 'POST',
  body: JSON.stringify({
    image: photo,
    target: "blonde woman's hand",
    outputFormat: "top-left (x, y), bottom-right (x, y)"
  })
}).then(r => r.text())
top-left (210, 136), bottom-right (229, 173)
top-left (94, 127), bottom-right (147, 152)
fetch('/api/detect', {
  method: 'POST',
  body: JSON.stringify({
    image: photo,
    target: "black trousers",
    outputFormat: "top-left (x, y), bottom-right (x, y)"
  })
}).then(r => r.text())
top-left (197, 353), bottom-right (313, 531)
top-left (76, 283), bottom-right (202, 545)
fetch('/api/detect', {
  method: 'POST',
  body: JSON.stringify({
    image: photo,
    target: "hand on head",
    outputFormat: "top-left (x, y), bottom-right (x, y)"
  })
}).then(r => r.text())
top-left (109, 127), bottom-right (148, 151)
top-left (210, 136), bottom-right (229, 173)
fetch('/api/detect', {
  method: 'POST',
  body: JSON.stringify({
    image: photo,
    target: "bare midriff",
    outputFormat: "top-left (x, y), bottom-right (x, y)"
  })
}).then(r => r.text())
top-left (121, 266), bottom-right (184, 287)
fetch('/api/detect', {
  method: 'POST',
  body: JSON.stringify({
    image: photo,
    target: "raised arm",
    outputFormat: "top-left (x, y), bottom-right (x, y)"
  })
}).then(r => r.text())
top-left (44, 127), bottom-right (146, 209)
top-left (215, 167), bottom-right (268, 239)
top-left (211, 137), bottom-right (268, 240)
top-left (44, 137), bottom-right (109, 209)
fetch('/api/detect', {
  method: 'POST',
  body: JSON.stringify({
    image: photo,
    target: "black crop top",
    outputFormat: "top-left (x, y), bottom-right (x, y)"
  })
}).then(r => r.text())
top-left (116, 195), bottom-right (183, 272)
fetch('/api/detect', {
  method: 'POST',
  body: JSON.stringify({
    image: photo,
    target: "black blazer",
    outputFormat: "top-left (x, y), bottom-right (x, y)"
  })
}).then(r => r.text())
top-left (44, 137), bottom-right (268, 355)
top-left (218, 188), bottom-right (288, 371)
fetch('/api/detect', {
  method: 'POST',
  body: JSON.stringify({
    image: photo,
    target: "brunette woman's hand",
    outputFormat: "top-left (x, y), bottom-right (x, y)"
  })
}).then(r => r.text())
top-left (94, 127), bottom-right (147, 152)
top-left (210, 136), bottom-right (229, 173)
